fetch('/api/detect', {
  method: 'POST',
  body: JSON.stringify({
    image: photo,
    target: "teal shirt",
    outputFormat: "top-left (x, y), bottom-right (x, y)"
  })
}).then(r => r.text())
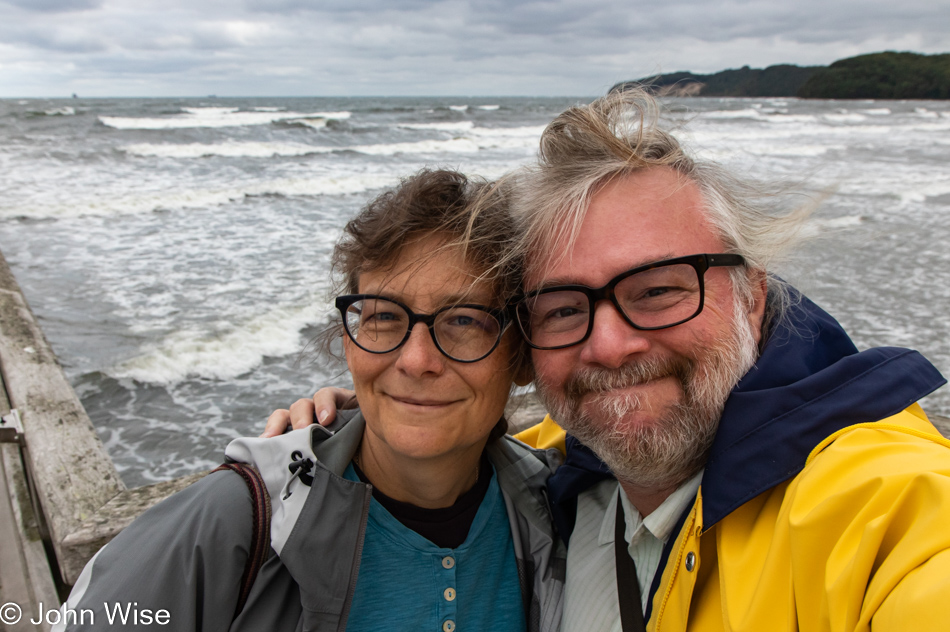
top-left (344, 462), bottom-right (527, 632)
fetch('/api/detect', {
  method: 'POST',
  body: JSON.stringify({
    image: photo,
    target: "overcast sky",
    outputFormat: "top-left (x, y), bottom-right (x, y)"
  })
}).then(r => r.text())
top-left (2, 0), bottom-right (947, 98)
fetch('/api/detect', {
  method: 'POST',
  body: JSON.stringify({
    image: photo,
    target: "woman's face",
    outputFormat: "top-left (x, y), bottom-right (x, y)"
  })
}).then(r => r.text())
top-left (344, 234), bottom-right (519, 464)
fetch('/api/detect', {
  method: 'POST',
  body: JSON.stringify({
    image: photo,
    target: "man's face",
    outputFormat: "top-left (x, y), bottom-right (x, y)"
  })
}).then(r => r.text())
top-left (527, 167), bottom-right (766, 489)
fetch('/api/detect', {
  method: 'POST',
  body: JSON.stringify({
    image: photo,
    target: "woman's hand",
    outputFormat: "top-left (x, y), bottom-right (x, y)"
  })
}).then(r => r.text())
top-left (260, 388), bottom-right (358, 437)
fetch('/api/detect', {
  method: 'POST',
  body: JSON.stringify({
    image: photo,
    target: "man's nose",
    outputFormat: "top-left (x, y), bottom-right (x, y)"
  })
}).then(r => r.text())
top-left (395, 323), bottom-right (445, 376)
top-left (578, 300), bottom-right (651, 368)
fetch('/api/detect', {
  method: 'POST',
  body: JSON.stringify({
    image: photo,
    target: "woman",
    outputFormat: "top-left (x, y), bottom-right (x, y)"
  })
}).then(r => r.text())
top-left (57, 169), bottom-right (566, 632)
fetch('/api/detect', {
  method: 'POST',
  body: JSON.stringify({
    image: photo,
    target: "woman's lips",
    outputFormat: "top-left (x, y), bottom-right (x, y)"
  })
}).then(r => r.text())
top-left (388, 394), bottom-right (459, 408)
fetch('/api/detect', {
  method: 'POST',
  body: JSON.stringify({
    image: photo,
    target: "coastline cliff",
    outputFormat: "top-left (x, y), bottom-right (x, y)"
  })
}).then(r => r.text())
top-left (612, 51), bottom-right (950, 99)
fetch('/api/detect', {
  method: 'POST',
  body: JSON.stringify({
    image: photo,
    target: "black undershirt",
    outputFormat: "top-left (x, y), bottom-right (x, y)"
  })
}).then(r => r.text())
top-left (351, 451), bottom-right (492, 549)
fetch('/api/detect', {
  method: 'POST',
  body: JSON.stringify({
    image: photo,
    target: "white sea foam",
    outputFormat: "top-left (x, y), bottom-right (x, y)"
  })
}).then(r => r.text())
top-left (113, 302), bottom-right (320, 384)
top-left (0, 172), bottom-right (399, 219)
top-left (449, 105), bottom-right (469, 112)
top-left (350, 138), bottom-right (481, 156)
top-left (44, 106), bottom-right (75, 116)
top-left (762, 113), bottom-right (820, 124)
top-left (477, 105), bottom-right (500, 111)
top-left (119, 124), bottom-right (544, 160)
top-left (896, 180), bottom-right (950, 205)
top-left (823, 113), bottom-right (867, 123)
top-left (798, 215), bottom-right (865, 239)
top-left (817, 215), bottom-right (865, 228)
top-left (123, 141), bottom-right (333, 158)
top-left (703, 108), bottom-right (762, 119)
top-left (701, 108), bottom-right (823, 125)
top-left (472, 124), bottom-right (545, 138)
top-left (861, 108), bottom-right (892, 116)
top-left (99, 108), bottom-right (351, 130)
top-left (397, 121), bottom-right (475, 132)
top-left (752, 144), bottom-right (841, 157)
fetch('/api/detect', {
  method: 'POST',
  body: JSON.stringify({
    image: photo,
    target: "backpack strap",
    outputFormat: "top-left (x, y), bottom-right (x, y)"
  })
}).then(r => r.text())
top-left (213, 463), bottom-right (272, 619)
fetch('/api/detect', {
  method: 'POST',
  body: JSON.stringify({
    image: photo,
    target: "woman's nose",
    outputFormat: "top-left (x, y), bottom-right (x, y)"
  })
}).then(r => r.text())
top-left (394, 323), bottom-right (445, 376)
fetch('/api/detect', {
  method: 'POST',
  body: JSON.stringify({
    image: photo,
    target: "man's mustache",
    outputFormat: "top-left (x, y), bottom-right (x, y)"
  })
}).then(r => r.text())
top-left (564, 356), bottom-right (693, 401)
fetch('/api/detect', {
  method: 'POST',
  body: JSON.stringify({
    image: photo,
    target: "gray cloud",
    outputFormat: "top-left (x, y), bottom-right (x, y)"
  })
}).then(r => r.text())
top-left (4, 0), bottom-right (102, 12)
top-left (0, 0), bottom-right (946, 97)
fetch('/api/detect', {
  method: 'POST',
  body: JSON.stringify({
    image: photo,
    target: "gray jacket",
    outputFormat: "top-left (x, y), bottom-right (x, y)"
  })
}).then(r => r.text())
top-left (58, 412), bottom-right (566, 632)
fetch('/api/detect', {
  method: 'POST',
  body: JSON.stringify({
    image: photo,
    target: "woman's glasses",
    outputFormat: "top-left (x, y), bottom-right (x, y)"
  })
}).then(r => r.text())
top-left (336, 294), bottom-right (510, 363)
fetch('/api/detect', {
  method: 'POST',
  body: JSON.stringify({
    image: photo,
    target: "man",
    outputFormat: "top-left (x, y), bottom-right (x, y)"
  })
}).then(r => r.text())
top-left (510, 89), bottom-right (950, 631)
top-left (271, 89), bottom-right (950, 630)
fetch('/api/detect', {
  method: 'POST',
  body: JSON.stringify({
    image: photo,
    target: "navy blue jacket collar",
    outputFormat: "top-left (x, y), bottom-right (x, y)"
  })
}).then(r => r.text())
top-left (546, 291), bottom-right (946, 541)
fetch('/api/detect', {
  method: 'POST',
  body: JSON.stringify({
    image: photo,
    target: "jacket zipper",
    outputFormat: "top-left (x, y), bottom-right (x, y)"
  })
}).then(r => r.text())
top-left (337, 482), bottom-right (373, 632)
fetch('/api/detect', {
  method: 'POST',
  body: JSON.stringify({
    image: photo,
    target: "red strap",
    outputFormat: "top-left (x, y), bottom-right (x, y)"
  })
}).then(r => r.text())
top-left (214, 463), bottom-right (272, 619)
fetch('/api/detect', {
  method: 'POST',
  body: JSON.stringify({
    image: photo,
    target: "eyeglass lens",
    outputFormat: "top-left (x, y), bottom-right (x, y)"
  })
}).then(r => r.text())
top-left (518, 263), bottom-right (703, 348)
top-left (342, 297), bottom-right (503, 361)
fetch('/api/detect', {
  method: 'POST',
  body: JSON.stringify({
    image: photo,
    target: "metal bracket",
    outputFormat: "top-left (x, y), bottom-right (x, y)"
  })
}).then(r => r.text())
top-left (0, 408), bottom-right (23, 443)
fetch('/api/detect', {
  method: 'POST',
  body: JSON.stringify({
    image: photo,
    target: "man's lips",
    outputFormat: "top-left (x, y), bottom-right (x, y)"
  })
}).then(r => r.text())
top-left (578, 375), bottom-right (676, 398)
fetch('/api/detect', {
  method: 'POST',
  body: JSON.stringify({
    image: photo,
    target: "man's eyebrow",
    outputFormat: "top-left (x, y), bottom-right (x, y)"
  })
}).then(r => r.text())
top-left (526, 253), bottom-right (681, 292)
top-left (527, 278), bottom-right (588, 292)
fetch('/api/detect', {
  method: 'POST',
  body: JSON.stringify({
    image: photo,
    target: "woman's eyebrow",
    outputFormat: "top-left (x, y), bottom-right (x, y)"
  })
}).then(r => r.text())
top-left (356, 289), bottom-right (497, 309)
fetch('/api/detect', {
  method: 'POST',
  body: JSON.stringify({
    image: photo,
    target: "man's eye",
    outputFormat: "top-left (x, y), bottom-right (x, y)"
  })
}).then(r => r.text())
top-left (643, 286), bottom-right (671, 298)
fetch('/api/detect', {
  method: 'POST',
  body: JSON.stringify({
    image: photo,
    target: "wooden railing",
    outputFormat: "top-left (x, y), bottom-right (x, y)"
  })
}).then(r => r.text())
top-left (0, 251), bottom-right (204, 602)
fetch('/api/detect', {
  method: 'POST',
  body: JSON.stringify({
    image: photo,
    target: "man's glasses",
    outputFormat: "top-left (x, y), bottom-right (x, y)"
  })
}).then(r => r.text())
top-left (513, 254), bottom-right (746, 350)
top-left (336, 294), bottom-right (510, 363)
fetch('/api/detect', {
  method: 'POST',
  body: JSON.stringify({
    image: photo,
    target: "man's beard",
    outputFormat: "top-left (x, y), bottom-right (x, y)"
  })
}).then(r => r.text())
top-left (535, 303), bottom-right (759, 491)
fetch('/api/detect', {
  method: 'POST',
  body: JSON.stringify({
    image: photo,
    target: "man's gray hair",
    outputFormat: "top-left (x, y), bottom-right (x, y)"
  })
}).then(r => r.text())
top-left (512, 87), bottom-right (813, 329)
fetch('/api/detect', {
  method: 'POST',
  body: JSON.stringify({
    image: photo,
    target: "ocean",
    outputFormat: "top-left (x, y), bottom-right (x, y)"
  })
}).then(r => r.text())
top-left (1, 96), bottom-right (948, 487)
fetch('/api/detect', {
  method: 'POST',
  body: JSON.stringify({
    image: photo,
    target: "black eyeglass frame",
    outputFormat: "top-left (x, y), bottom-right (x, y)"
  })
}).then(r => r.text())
top-left (513, 253), bottom-right (746, 350)
top-left (335, 294), bottom-right (511, 363)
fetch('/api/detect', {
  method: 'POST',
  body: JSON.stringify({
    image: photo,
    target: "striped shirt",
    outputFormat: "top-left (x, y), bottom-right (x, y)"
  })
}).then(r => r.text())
top-left (561, 470), bottom-right (703, 632)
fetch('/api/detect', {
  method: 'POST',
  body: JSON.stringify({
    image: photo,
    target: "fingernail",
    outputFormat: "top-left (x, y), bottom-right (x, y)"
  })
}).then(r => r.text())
top-left (318, 410), bottom-right (329, 423)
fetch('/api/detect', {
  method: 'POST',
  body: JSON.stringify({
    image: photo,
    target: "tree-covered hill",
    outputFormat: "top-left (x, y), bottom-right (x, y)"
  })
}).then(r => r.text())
top-left (798, 52), bottom-right (950, 99)
top-left (612, 52), bottom-right (950, 99)
top-left (612, 64), bottom-right (820, 97)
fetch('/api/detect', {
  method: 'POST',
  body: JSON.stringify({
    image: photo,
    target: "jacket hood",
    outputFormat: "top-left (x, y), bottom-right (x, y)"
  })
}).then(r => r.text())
top-left (225, 410), bottom-right (365, 555)
top-left (546, 290), bottom-right (947, 539)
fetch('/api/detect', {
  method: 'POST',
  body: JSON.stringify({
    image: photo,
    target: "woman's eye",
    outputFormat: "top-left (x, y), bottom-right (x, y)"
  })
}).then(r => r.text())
top-left (551, 307), bottom-right (579, 319)
top-left (361, 309), bottom-right (401, 325)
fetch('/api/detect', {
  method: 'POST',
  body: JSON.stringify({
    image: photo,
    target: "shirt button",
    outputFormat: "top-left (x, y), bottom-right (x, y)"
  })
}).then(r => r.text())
top-left (442, 556), bottom-right (455, 569)
top-left (444, 587), bottom-right (456, 601)
top-left (685, 552), bottom-right (697, 572)
top-left (443, 620), bottom-right (456, 632)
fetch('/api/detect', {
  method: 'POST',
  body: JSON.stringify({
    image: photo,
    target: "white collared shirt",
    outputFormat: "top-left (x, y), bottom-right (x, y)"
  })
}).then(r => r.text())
top-left (561, 470), bottom-right (703, 632)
